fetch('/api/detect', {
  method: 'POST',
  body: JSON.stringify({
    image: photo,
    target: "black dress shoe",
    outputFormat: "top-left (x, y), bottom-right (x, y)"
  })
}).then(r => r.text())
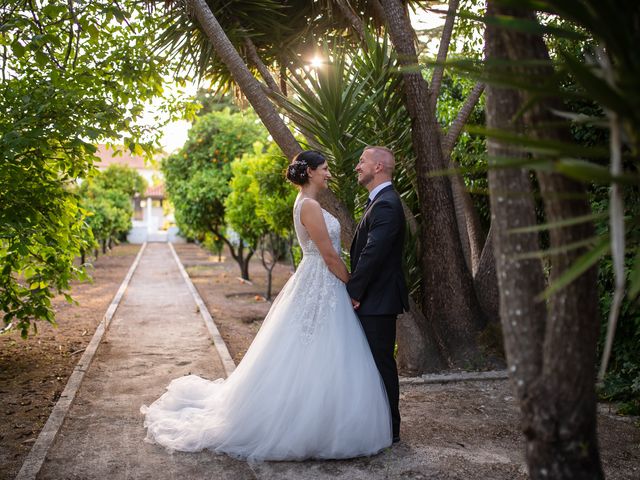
top-left (392, 436), bottom-right (400, 443)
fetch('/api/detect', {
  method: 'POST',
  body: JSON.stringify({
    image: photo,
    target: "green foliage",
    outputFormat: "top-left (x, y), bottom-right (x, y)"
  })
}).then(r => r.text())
top-left (248, 144), bottom-right (297, 238)
top-left (202, 231), bottom-right (226, 258)
top-left (280, 32), bottom-right (412, 215)
top-left (593, 185), bottom-right (640, 414)
top-left (225, 143), bottom-right (293, 293)
top-left (93, 164), bottom-right (148, 198)
top-left (598, 254), bottom-right (640, 414)
top-left (225, 149), bottom-right (270, 249)
top-left (452, 0), bottom-right (486, 58)
top-left (195, 89), bottom-right (240, 116)
top-left (155, 0), bottom-right (406, 91)
top-left (162, 109), bottom-right (269, 240)
top-left (437, 72), bottom-right (490, 230)
top-left (0, 1), bottom-right (171, 336)
top-left (78, 164), bottom-right (145, 248)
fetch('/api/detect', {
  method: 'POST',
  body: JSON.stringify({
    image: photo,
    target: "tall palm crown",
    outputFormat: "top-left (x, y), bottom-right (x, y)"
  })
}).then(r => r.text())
top-left (156, 0), bottom-right (416, 88)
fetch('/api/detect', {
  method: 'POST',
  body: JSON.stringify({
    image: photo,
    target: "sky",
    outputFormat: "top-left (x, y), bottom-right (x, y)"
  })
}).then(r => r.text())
top-left (157, 7), bottom-right (447, 154)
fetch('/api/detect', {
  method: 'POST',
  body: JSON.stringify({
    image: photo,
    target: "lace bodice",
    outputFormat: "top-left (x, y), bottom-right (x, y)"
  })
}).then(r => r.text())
top-left (291, 196), bottom-right (342, 344)
top-left (293, 196), bottom-right (341, 256)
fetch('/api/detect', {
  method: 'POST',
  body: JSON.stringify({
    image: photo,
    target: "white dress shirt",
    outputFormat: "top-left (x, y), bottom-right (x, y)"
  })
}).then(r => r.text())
top-left (368, 181), bottom-right (393, 203)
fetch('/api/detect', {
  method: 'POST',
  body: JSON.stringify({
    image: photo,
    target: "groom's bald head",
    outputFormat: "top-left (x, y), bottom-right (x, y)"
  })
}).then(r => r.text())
top-left (364, 146), bottom-right (395, 177)
top-left (356, 146), bottom-right (395, 191)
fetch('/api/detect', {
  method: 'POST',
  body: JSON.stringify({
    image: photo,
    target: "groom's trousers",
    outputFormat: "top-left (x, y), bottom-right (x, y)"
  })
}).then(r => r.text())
top-left (357, 314), bottom-right (400, 439)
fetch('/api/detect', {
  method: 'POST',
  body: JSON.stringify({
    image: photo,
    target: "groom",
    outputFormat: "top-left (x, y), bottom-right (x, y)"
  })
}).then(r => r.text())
top-left (347, 146), bottom-right (409, 444)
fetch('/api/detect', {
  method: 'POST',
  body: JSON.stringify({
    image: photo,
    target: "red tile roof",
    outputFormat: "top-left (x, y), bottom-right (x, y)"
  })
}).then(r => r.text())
top-left (144, 184), bottom-right (165, 198)
top-left (94, 144), bottom-right (148, 170)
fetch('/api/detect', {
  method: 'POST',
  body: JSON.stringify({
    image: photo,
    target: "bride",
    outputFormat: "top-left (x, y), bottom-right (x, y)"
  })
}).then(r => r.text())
top-left (141, 150), bottom-right (392, 461)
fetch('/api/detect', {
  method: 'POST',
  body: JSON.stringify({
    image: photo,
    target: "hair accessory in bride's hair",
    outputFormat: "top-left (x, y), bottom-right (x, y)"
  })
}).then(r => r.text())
top-left (296, 160), bottom-right (308, 179)
top-left (286, 150), bottom-right (326, 186)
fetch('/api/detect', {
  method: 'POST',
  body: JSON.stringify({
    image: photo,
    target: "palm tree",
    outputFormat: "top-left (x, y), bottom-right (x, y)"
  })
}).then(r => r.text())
top-left (156, 0), bottom-right (498, 370)
top-left (172, 0), bottom-right (357, 242)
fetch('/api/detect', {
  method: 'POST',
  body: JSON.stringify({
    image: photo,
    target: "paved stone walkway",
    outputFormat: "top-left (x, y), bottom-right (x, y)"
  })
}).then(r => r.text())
top-left (36, 243), bottom-right (256, 479)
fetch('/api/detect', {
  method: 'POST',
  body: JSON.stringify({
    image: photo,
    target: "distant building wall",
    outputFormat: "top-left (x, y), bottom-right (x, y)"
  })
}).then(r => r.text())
top-left (94, 144), bottom-right (181, 242)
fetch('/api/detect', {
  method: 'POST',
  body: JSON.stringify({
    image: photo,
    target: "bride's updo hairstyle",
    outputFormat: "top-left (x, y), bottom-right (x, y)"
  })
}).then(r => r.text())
top-left (286, 150), bottom-right (326, 186)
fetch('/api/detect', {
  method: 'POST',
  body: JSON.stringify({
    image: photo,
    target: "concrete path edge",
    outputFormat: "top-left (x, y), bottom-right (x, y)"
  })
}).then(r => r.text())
top-left (15, 242), bottom-right (148, 480)
top-left (168, 243), bottom-right (236, 377)
top-left (400, 369), bottom-right (509, 385)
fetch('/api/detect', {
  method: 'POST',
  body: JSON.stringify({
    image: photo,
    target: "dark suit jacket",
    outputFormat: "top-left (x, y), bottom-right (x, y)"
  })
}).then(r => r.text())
top-left (346, 185), bottom-right (409, 316)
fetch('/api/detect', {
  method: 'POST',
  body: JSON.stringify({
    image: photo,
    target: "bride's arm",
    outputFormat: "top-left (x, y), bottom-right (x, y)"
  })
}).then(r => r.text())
top-left (300, 200), bottom-right (350, 283)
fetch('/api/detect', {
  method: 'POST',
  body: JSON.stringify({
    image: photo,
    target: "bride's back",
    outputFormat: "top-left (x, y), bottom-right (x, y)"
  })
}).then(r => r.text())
top-left (293, 196), bottom-right (341, 258)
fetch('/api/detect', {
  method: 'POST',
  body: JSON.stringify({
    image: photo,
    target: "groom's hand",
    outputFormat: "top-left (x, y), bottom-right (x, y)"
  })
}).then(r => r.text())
top-left (351, 298), bottom-right (360, 310)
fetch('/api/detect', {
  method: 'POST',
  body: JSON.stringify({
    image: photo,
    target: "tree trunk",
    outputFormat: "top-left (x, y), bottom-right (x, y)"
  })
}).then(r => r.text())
top-left (101, 239), bottom-right (107, 254)
top-left (288, 235), bottom-right (297, 272)
top-left (215, 230), bottom-right (252, 281)
top-left (244, 37), bottom-right (281, 94)
top-left (381, 0), bottom-right (485, 366)
top-left (518, 12), bottom-right (603, 480)
top-left (444, 81), bottom-right (487, 277)
top-left (241, 248), bottom-right (254, 282)
top-left (473, 224), bottom-right (499, 324)
top-left (485, 3), bottom-right (603, 478)
top-left (260, 238), bottom-right (278, 301)
top-left (450, 172), bottom-right (483, 276)
top-left (428, 0), bottom-right (460, 112)
top-left (266, 266), bottom-right (274, 301)
top-left (190, 0), bottom-right (301, 160)
top-left (396, 199), bottom-right (447, 372)
top-left (335, 0), bottom-right (367, 44)
top-left (396, 297), bottom-right (447, 374)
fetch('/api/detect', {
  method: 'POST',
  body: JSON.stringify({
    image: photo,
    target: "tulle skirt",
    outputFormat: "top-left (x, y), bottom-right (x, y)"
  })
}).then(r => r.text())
top-left (141, 254), bottom-right (392, 461)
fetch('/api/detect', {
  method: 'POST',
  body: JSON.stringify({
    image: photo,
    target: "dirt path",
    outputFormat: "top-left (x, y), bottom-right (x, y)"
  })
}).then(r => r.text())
top-left (34, 243), bottom-right (254, 479)
top-left (0, 244), bottom-right (140, 479)
top-left (4, 242), bottom-right (639, 479)
top-left (174, 244), bottom-right (640, 480)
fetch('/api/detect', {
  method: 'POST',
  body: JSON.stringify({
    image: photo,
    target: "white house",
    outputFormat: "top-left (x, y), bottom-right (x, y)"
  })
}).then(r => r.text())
top-left (94, 145), bottom-right (183, 243)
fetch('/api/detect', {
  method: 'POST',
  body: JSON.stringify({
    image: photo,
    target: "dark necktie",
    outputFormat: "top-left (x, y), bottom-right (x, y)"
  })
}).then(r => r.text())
top-left (365, 197), bottom-right (372, 210)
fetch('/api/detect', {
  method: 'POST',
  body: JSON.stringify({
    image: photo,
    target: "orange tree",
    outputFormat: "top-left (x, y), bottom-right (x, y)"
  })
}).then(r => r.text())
top-left (0, 1), bottom-right (174, 337)
top-left (162, 108), bottom-right (269, 279)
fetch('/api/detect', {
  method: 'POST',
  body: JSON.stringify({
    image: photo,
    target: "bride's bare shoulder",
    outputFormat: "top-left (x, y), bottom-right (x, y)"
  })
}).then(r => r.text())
top-left (299, 197), bottom-right (323, 223)
top-left (299, 197), bottom-right (321, 211)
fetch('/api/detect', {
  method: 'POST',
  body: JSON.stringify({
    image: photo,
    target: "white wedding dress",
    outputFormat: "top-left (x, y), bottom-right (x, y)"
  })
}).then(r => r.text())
top-left (141, 195), bottom-right (392, 461)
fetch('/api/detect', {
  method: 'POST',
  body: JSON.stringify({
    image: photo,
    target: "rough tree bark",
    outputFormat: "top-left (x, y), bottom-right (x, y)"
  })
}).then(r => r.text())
top-left (473, 224), bottom-right (499, 324)
top-left (214, 228), bottom-right (254, 280)
top-left (335, 0), bottom-right (367, 44)
top-left (381, 0), bottom-right (486, 366)
top-left (429, 0), bottom-right (459, 112)
top-left (259, 235), bottom-right (278, 301)
top-left (396, 297), bottom-right (447, 373)
top-left (243, 37), bottom-right (281, 95)
top-left (485, 2), bottom-right (603, 478)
